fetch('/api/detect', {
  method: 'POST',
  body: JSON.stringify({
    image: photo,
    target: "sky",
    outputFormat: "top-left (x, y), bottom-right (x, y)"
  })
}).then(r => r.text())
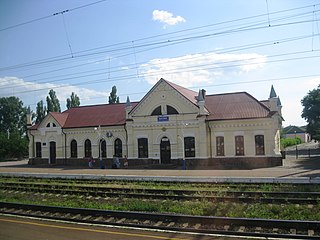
top-left (0, 0), bottom-right (320, 127)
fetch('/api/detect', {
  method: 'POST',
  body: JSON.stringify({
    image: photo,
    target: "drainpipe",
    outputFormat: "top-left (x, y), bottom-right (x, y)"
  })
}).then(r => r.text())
top-left (208, 124), bottom-right (213, 159)
top-left (124, 124), bottom-right (128, 158)
top-left (62, 128), bottom-right (67, 165)
top-left (29, 130), bottom-right (35, 163)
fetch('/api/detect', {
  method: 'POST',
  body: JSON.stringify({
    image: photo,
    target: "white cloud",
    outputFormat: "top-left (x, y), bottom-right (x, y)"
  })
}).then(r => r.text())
top-left (152, 10), bottom-right (186, 28)
top-left (0, 77), bottom-right (106, 111)
top-left (280, 77), bottom-right (320, 126)
top-left (139, 52), bottom-right (267, 87)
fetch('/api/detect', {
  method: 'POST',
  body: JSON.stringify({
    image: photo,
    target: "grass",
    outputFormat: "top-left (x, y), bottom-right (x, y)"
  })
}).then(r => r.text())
top-left (1, 191), bottom-right (319, 221)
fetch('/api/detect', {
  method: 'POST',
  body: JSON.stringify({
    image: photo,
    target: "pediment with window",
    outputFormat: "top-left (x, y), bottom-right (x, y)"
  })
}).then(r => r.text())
top-left (131, 79), bottom-right (199, 117)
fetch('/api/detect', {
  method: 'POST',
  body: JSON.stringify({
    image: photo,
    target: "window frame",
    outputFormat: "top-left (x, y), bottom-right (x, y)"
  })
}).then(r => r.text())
top-left (70, 139), bottom-right (77, 158)
top-left (216, 136), bottom-right (225, 156)
top-left (84, 139), bottom-right (92, 158)
top-left (255, 135), bottom-right (265, 155)
top-left (138, 138), bottom-right (149, 158)
top-left (184, 136), bottom-right (195, 158)
top-left (100, 139), bottom-right (107, 158)
top-left (36, 142), bottom-right (42, 158)
top-left (114, 138), bottom-right (122, 157)
top-left (235, 135), bottom-right (245, 156)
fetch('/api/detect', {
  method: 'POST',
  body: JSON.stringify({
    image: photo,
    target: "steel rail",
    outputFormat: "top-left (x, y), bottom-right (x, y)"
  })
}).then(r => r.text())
top-left (0, 202), bottom-right (319, 239)
top-left (1, 181), bottom-right (320, 197)
top-left (1, 182), bottom-right (319, 204)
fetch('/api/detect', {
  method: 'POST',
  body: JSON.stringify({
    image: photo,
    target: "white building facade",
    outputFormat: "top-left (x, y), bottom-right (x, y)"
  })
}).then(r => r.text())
top-left (28, 79), bottom-right (283, 169)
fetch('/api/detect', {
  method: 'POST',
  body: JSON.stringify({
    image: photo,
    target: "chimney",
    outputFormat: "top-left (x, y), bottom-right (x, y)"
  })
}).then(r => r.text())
top-left (197, 89), bottom-right (208, 116)
top-left (26, 114), bottom-right (32, 127)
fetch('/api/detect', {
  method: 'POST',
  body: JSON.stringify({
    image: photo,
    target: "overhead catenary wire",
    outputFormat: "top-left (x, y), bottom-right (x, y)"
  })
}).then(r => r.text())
top-left (0, 33), bottom-right (317, 90)
top-left (3, 50), bottom-right (320, 96)
top-left (1, 4), bottom-right (319, 73)
top-left (0, 0), bottom-right (108, 32)
top-left (1, 2), bottom-right (320, 109)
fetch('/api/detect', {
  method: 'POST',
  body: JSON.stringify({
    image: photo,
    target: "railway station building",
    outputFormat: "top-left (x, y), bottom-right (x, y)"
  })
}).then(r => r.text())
top-left (27, 78), bottom-right (283, 169)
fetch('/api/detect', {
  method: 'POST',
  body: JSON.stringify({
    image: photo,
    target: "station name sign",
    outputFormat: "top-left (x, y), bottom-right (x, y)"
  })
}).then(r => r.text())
top-left (157, 115), bottom-right (169, 122)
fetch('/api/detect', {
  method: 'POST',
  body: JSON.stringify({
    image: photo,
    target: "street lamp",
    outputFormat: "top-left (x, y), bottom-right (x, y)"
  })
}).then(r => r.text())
top-left (94, 125), bottom-right (103, 169)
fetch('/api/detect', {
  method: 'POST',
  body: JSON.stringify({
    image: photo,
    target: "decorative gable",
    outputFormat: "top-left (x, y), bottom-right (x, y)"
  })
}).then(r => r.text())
top-left (130, 78), bottom-right (199, 117)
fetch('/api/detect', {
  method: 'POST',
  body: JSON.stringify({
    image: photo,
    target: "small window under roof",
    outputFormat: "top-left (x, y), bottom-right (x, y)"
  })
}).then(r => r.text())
top-left (151, 106), bottom-right (162, 116)
top-left (167, 105), bottom-right (179, 115)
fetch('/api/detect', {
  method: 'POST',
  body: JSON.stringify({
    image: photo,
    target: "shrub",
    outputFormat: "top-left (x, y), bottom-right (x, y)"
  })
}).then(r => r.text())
top-left (280, 137), bottom-right (302, 148)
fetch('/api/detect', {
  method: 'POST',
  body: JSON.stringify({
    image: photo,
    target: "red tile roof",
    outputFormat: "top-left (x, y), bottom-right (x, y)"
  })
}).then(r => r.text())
top-left (62, 103), bottom-right (138, 129)
top-left (205, 92), bottom-right (271, 121)
top-left (29, 79), bottom-right (273, 130)
top-left (165, 80), bottom-right (198, 105)
top-left (50, 112), bottom-right (69, 126)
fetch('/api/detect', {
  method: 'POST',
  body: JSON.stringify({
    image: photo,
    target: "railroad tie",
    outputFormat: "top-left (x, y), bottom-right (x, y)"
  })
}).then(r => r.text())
top-left (290, 229), bottom-right (297, 235)
top-left (143, 220), bottom-right (150, 224)
top-left (238, 226), bottom-right (246, 232)
top-left (182, 223), bottom-right (189, 228)
top-left (224, 225), bottom-right (230, 231)
top-left (167, 222), bottom-right (175, 227)
top-left (94, 216), bottom-right (104, 222)
top-left (71, 214), bottom-right (81, 219)
top-left (194, 223), bottom-right (201, 229)
top-left (272, 228), bottom-right (278, 233)
top-left (116, 218), bottom-right (126, 223)
top-left (154, 221), bottom-right (163, 226)
top-left (308, 230), bottom-right (314, 236)
top-left (105, 217), bottom-right (114, 222)
top-left (82, 215), bottom-right (92, 221)
top-left (308, 204), bottom-right (313, 209)
top-left (95, 197), bottom-right (101, 200)
top-left (255, 227), bottom-right (262, 233)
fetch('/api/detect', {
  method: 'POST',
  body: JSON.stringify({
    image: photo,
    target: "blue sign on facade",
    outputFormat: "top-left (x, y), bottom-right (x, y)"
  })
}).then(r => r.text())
top-left (157, 115), bottom-right (169, 122)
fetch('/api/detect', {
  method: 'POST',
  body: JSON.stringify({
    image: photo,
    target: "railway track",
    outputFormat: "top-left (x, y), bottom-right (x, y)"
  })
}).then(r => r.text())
top-left (1, 181), bottom-right (319, 205)
top-left (0, 201), bottom-right (319, 239)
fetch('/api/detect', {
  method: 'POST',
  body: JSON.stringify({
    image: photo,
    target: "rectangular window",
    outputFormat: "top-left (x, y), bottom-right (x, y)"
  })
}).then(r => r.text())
top-left (235, 136), bottom-right (244, 156)
top-left (255, 135), bottom-right (265, 155)
top-left (138, 138), bottom-right (148, 158)
top-left (36, 142), bottom-right (42, 158)
top-left (184, 137), bottom-right (195, 157)
top-left (216, 136), bottom-right (224, 156)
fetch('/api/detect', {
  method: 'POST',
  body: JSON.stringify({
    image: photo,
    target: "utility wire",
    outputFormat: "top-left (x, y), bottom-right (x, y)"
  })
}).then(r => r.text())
top-left (0, 0), bottom-right (108, 32)
top-left (1, 5), bottom-right (319, 72)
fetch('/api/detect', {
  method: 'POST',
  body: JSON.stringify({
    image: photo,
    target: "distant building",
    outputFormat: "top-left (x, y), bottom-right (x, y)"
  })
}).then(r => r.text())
top-left (27, 78), bottom-right (283, 169)
top-left (282, 125), bottom-right (311, 143)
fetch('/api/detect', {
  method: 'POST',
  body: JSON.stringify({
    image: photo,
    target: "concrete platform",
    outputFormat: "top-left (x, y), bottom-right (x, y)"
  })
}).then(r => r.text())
top-left (0, 156), bottom-right (320, 183)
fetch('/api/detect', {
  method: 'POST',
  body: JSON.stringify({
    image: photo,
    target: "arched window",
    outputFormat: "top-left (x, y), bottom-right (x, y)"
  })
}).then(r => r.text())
top-left (100, 139), bottom-right (106, 158)
top-left (255, 135), bottom-right (265, 155)
top-left (151, 106), bottom-right (162, 116)
top-left (84, 139), bottom-right (92, 158)
top-left (184, 137), bottom-right (195, 157)
top-left (114, 138), bottom-right (122, 157)
top-left (70, 140), bottom-right (77, 158)
top-left (138, 138), bottom-right (148, 158)
top-left (167, 105), bottom-right (179, 115)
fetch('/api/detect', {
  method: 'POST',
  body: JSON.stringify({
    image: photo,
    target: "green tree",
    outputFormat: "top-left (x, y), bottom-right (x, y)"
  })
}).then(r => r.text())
top-left (108, 86), bottom-right (120, 104)
top-left (0, 96), bottom-right (26, 136)
top-left (35, 100), bottom-right (47, 124)
top-left (46, 89), bottom-right (61, 113)
top-left (0, 97), bottom-right (28, 159)
top-left (66, 92), bottom-right (80, 109)
top-left (301, 85), bottom-right (320, 141)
